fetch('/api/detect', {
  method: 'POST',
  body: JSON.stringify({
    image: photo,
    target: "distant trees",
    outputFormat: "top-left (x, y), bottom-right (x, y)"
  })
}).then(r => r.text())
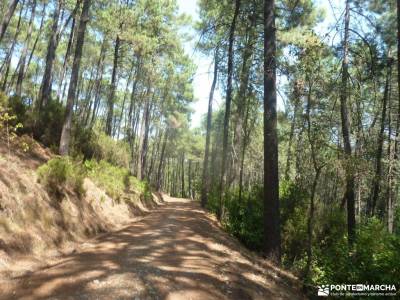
top-left (1, 0), bottom-right (400, 286)
top-left (0, 0), bottom-right (198, 192)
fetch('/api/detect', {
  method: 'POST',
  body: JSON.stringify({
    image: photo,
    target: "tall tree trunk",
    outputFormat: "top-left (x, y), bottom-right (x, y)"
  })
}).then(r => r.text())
top-left (25, 2), bottom-right (46, 85)
top-left (285, 80), bottom-right (301, 180)
top-left (181, 152), bottom-right (185, 198)
top-left (57, 16), bottom-right (76, 101)
top-left (117, 60), bottom-right (135, 138)
top-left (264, 0), bottom-right (281, 264)
top-left (370, 57), bottom-right (392, 215)
top-left (59, 0), bottom-right (91, 156)
top-left (1, 0), bottom-right (24, 91)
top-left (136, 90), bottom-right (151, 180)
top-left (201, 50), bottom-right (218, 208)
top-left (304, 81), bottom-right (323, 279)
top-left (218, 0), bottom-right (240, 220)
top-left (157, 128), bottom-right (168, 190)
top-left (387, 81), bottom-right (395, 233)
top-left (238, 97), bottom-right (252, 202)
top-left (233, 12), bottom-right (256, 183)
top-left (188, 159), bottom-right (192, 199)
top-left (15, 0), bottom-right (36, 97)
top-left (394, 0), bottom-right (400, 232)
top-left (0, 0), bottom-right (20, 43)
top-left (57, 0), bottom-right (82, 102)
top-left (89, 39), bottom-right (107, 126)
top-left (340, 0), bottom-right (356, 245)
top-left (106, 34), bottom-right (120, 136)
top-left (38, 0), bottom-right (63, 109)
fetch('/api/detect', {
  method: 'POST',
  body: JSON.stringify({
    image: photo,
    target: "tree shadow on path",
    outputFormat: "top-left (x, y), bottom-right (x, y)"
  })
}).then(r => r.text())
top-left (0, 196), bottom-right (304, 300)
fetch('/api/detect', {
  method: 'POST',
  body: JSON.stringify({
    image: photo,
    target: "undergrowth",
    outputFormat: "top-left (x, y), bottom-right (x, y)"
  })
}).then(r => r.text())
top-left (37, 157), bottom-right (85, 197)
top-left (206, 181), bottom-right (400, 292)
top-left (84, 159), bottom-right (152, 202)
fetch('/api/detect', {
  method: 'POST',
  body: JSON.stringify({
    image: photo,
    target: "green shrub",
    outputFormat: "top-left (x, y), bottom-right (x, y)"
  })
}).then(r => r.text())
top-left (221, 187), bottom-right (264, 251)
top-left (34, 101), bottom-right (65, 147)
top-left (37, 157), bottom-right (85, 197)
top-left (85, 159), bottom-right (128, 200)
top-left (74, 129), bottom-right (130, 168)
top-left (85, 159), bottom-right (152, 202)
top-left (129, 176), bottom-right (152, 201)
top-left (5, 95), bottom-right (65, 148)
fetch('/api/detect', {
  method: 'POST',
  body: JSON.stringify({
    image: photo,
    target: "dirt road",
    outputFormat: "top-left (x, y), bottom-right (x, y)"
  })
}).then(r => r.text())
top-left (0, 196), bottom-right (303, 300)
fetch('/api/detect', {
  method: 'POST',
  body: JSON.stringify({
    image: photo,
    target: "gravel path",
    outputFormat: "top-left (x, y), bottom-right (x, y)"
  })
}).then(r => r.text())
top-left (0, 196), bottom-right (304, 300)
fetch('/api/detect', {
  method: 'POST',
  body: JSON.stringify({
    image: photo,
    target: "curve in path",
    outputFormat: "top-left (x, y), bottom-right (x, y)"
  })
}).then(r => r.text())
top-left (0, 196), bottom-right (303, 300)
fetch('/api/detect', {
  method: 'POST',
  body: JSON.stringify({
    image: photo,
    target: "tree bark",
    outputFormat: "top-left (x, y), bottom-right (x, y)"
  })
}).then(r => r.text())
top-left (106, 34), bottom-right (120, 136)
top-left (218, 0), bottom-right (240, 219)
top-left (339, 0), bottom-right (356, 245)
top-left (263, 0), bottom-right (281, 264)
top-left (15, 0), bottom-right (36, 97)
top-left (1, 0), bottom-right (24, 91)
top-left (89, 39), bottom-right (107, 126)
top-left (181, 152), bottom-right (185, 198)
top-left (57, 15), bottom-right (76, 101)
top-left (0, 0), bottom-right (20, 43)
top-left (59, 0), bottom-right (91, 156)
top-left (201, 50), bottom-right (218, 208)
top-left (38, 0), bottom-right (63, 109)
top-left (370, 57), bottom-right (392, 215)
top-left (157, 128), bottom-right (168, 190)
top-left (25, 2), bottom-right (46, 83)
top-left (284, 80), bottom-right (301, 180)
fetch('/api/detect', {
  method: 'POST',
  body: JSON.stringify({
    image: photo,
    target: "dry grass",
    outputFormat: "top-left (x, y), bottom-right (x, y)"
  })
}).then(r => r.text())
top-left (0, 134), bottom-right (162, 279)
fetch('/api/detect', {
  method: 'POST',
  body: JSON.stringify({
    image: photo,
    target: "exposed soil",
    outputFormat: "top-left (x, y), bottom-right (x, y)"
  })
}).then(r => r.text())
top-left (0, 196), bottom-right (304, 300)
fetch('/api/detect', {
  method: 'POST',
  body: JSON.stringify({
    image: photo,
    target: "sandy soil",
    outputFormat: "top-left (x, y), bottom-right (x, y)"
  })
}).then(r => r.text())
top-left (0, 195), bottom-right (304, 300)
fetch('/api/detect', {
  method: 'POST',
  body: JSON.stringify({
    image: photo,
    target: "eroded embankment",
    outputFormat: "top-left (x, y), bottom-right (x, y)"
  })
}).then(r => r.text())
top-left (0, 136), bottom-right (162, 279)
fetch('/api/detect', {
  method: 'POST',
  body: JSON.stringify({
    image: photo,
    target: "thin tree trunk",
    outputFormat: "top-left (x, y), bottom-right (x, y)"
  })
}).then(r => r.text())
top-left (25, 2), bottom-right (46, 84)
top-left (238, 97), bottom-right (252, 202)
top-left (181, 152), bottom-right (185, 198)
top-left (59, 0), bottom-right (91, 156)
top-left (201, 50), bottom-right (218, 208)
top-left (370, 57), bottom-right (392, 215)
top-left (57, 16), bottom-right (76, 101)
top-left (136, 90), bottom-right (151, 180)
top-left (38, 0), bottom-right (63, 109)
top-left (285, 80), bottom-right (301, 180)
top-left (188, 159), bottom-right (192, 199)
top-left (340, 0), bottom-right (356, 245)
top-left (233, 12), bottom-right (256, 183)
top-left (89, 39), bottom-right (107, 127)
top-left (15, 0), bottom-right (36, 97)
top-left (218, 0), bottom-right (240, 220)
top-left (106, 34), bottom-right (120, 136)
top-left (0, 0), bottom-right (20, 43)
top-left (304, 81), bottom-right (323, 279)
top-left (393, 0), bottom-right (400, 232)
top-left (157, 128), bottom-right (168, 190)
top-left (1, 0), bottom-right (24, 91)
top-left (387, 80), bottom-right (395, 233)
top-left (117, 60), bottom-right (135, 138)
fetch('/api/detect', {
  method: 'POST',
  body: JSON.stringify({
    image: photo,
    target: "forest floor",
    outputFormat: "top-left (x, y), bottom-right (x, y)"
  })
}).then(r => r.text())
top-left (0, 195), bottom-right (304, 300)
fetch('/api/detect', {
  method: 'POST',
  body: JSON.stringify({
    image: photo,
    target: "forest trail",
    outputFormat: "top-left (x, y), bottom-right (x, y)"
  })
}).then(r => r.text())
top-left (0, 195), bottom-right (303, 300)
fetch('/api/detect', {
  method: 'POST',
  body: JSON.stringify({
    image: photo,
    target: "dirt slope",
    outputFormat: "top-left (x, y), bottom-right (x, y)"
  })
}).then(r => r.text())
top-left (0, 136), bottom-right (161, 279)
top-left (0, 196), bottom-right (304, 300)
